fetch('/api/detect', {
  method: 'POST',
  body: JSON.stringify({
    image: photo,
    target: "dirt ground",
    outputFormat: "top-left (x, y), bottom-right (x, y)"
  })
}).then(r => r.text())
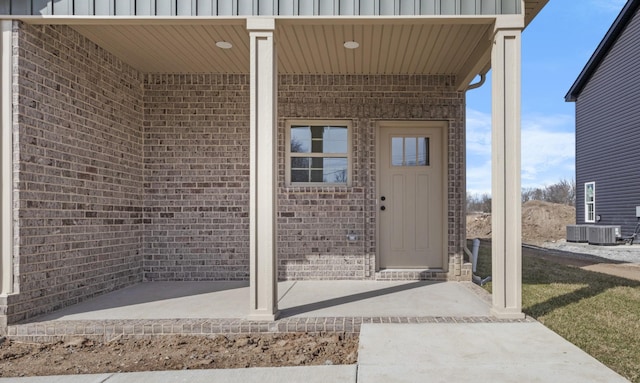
top-left (0, 333), bottom-right (358, 378)
top-left (467, 200), bottom-right (576, 246)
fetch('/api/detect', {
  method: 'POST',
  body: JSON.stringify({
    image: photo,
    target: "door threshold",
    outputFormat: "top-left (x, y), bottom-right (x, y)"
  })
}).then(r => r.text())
top-left (375, 268), bottom-right (447, 281)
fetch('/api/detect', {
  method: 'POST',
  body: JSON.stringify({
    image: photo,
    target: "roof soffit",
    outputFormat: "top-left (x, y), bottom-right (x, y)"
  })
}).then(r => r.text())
top-left (8, 2), bottom-right (547, 86)
top-left (71, 19), bottom-right (496, 77)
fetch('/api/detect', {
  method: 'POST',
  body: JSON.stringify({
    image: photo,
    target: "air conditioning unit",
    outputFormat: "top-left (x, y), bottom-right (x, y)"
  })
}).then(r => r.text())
top-left (587, 226), bottom-right (621, 246)
top-left (566, 225), bottom-right (589, 242)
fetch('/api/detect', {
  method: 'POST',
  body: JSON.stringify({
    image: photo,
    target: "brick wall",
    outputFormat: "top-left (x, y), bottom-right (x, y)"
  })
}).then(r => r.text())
top-left (8, 23), bottom-right (145, 323)
top-left (278, 74), bottom-right (466, 280)
top-left (142, 74), bottom-right (250, 281)
top-left (142, 74), bottom-right (466, 281)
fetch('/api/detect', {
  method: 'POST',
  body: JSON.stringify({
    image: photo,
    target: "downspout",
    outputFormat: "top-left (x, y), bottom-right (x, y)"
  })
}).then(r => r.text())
top-left (463, 71), bottom-right (489, 283)
top-left (466, 72), bottom-right (486, 91)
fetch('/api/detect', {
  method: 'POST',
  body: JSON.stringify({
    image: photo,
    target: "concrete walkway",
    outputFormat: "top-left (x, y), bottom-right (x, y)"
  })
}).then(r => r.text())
top-left (357, 322), bottom-right (629, 383)
top-left (0, 366), bottom-right (358, 383)
top-left (1, 322), bottom-right (629, 382)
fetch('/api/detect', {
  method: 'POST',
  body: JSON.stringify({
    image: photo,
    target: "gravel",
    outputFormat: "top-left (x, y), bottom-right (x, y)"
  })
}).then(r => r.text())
top-left (539, 240), bottom-right (640, 264)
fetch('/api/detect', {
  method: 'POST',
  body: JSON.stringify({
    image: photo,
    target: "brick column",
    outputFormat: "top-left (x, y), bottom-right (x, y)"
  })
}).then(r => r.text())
top-left (1, 20), bottom-right (13, 297)
top-left (490, 25), bottom-right (525, 319)
top-left (247, 18), bottom-right (279, 321)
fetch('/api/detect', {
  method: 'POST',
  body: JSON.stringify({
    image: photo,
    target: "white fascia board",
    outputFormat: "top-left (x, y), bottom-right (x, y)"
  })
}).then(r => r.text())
top-left (494, 14), bottom-right (525, 31)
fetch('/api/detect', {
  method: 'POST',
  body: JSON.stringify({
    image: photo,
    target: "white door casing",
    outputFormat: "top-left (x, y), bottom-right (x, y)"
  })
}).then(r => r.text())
top-left (377, 122), bottom-right (447, 269)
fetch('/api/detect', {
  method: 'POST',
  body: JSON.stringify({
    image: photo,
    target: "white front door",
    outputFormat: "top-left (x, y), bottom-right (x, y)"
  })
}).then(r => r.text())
top-left (378, 124), bottom-right (444, 269)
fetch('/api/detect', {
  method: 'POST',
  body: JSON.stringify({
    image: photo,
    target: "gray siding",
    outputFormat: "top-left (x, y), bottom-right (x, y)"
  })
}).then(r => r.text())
top-left (574, 5), bottom-right (640, 236)
top-left (1, 0), bottom-right (521, 16)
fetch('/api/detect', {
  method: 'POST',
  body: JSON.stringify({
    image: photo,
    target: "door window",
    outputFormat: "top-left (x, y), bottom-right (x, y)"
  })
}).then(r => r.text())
top-left (391, 137), bottom-right (429, 166)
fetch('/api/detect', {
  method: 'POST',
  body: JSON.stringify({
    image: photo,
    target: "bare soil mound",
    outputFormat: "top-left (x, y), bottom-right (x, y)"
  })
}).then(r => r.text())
top-left (467, 200), bottom-right (576, 245)
top-left (0, 333), bottom-right (358, 378)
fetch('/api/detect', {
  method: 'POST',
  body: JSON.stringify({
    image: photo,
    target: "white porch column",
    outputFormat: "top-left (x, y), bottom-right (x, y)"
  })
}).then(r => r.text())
top-left (1, 20), bottom-right (13, 297)
top-left (247, 18), bottom-right (278, 321)
top-left (490, 25), bottom-right (524, 319)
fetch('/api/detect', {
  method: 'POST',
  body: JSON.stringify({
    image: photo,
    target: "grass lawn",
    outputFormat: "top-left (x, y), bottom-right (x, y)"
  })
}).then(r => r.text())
top-left (474, 244), bottom-right (640, 383)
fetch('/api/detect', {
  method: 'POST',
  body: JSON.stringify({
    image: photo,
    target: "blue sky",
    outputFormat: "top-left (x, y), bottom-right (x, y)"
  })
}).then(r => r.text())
top-left (465, 0), bottom-right (628, 195)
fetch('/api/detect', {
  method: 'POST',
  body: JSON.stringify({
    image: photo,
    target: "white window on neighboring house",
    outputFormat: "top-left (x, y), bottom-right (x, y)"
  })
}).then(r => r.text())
top-left (585, 182), bottom-right (595, 223)
top-left (285, 121), bottom-right (351, 186)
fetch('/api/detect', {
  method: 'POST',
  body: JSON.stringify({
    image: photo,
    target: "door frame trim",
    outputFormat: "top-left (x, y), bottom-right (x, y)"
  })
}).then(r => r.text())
top-left (375, 120), bottom-right (449, 272)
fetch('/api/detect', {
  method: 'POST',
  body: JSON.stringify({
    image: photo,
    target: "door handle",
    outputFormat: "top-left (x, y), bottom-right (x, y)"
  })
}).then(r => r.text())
top-left (381, 206), bottom-right (386, 211)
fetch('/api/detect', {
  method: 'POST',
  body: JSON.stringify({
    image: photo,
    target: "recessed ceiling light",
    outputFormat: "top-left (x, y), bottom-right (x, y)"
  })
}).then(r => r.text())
top-left (344, 41), bottom-right (359, 49)
top-left (216, 41), bottom-right (233, 49)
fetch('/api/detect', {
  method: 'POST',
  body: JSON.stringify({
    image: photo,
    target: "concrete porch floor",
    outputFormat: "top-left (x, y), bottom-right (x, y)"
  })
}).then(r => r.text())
top-left (32, 280), bottom-right (491, 322)
top-left (8, 280), bottom-right (499, 341)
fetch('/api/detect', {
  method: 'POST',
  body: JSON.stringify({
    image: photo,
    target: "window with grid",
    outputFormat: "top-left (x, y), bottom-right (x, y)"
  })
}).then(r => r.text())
top-left (585, 182), bottom-right (595, 223)
top-left (286, 121), bottom-right (351, 186)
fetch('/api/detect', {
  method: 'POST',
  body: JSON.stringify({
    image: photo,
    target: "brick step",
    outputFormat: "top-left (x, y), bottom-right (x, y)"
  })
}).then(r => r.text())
top-left (375, 269), bottom-right (449, 281)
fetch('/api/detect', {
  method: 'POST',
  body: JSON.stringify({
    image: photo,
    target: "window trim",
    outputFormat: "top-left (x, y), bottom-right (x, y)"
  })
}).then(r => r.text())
top-left (585, 182), bottom-right (595, 223)
top-left (285, 120), bottom-right (352, 187)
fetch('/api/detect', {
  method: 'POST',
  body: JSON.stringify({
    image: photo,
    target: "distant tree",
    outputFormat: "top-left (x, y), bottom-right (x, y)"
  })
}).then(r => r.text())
top-left (520, 179), bottom-right (576, 206)
top-left (521, 187), bottom-right (544, 203)
top-left (467, 193), bottom-right (492, 213)
top-left (543, 179), bottom-right (575, 206)
top-left (290, 137), bottom-right (304, 153)
top-left (334, 169), bottom-right (347, 183)
top-left (467, 179), bottom-right (575, 214)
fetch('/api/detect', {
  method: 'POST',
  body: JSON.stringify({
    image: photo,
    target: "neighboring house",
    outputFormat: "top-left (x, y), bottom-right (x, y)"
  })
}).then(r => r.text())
top-left (0, 0), bottom-right (547, 330)
top-left (566, 0), bottom-right (640, 237)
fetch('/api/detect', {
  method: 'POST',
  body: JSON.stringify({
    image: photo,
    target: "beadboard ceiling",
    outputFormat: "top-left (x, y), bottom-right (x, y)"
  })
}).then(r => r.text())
top-left (72, 20), bottom-right (494, 82)
top-left (13, 1), bottom-right (547, 89)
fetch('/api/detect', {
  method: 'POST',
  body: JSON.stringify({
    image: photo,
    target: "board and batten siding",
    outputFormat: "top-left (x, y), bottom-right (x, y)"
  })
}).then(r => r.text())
top-left (574, 5), bottom-right (640, 236)
top-left (1, 0), bottom-right (521, 16)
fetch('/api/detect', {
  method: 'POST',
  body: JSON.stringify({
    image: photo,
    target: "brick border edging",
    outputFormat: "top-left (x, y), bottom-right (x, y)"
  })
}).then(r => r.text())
top-left (6, 315), bottom-right (535, 342)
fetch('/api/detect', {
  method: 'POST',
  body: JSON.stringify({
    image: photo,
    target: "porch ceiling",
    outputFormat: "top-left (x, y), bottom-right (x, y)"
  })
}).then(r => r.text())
top-left (71, 20), bottom-right (494, 80)
top-left (13, 0), bottom-right (548, 88)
